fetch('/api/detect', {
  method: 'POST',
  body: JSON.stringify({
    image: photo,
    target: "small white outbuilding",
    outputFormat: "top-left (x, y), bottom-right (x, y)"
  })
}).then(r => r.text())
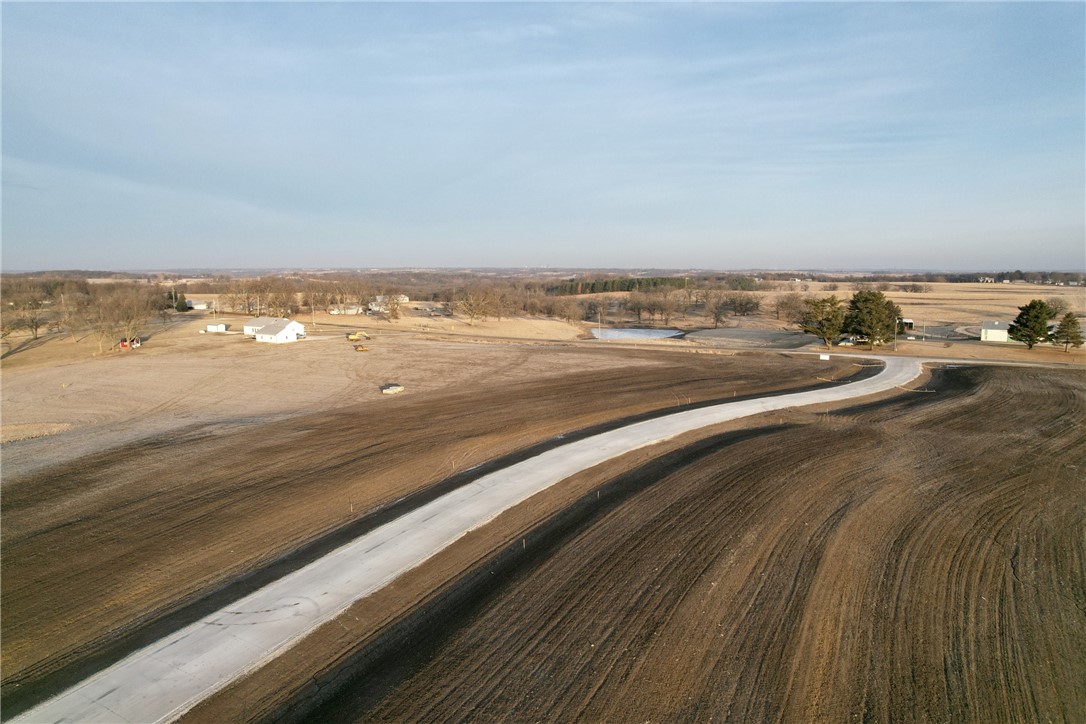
top-left (980, 321), bottom-right (1010, 342)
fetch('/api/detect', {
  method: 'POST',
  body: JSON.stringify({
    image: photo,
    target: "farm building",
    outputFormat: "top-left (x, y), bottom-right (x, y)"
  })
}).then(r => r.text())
top-left (186, 300), bottom-right (212, 310)
top-left (253, 319), bottom-right (306, 344)
top-left (243, 317), bottom-right (286, 336)
top-left (206, 323), bottom-right (228, 333)
top-left (980, 321), bottom-right (1010, 342)
top-left (369, 294), bottom-right (409, 313)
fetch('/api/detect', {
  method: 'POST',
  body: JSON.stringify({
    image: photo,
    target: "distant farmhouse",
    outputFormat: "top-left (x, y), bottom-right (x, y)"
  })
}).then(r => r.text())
top-left (368, 294), bottom-right (409, 314)
top-left (980, 321), bottom-right (1010, 343)
top-left (244, 317), bottom-right (305, 343)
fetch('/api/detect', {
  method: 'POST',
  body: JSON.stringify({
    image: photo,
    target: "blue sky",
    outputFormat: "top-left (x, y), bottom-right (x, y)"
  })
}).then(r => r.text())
top-left (2, 2), bottom-right (1083, 272)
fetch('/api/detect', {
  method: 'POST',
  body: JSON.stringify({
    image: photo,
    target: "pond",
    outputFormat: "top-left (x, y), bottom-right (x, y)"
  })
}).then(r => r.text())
top-left (591, 328), bottom-right (685, 340)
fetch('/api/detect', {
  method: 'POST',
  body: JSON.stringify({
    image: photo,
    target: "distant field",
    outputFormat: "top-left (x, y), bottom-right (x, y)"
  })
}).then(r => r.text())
top-left (858, 282), bottom-right (1086, 326)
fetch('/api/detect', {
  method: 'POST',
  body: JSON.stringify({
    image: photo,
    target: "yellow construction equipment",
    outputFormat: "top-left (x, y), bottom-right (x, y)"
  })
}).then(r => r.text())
top-left (347, 331), bottom-right (371, 341)
top-left (354, 345), bottom-right (369, 352)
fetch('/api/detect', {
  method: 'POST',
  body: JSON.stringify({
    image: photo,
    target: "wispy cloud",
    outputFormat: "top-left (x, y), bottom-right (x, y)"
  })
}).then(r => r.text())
top-left (3, 2), bottom-right (1082, 270)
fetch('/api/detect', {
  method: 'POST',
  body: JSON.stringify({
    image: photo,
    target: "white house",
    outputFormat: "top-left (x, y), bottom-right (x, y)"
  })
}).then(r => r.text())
top-left (254, 319), bottom-right (306, 344)
top-left (980, 321), bottom-right (1010, 342)
top-left (244, 316), bottom-right (286, 336)
top-left (368, 294), bottom-right (409, 313)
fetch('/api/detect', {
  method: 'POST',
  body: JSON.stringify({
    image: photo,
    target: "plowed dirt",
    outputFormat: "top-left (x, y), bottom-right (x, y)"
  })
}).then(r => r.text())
top-left (301, 366), bottom-right (1085, 723)
top-left (0, 346), bottom-right (857, 715)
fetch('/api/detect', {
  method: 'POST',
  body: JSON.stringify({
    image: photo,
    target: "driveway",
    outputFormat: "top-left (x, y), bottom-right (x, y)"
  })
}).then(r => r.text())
top-left (13, 356), bottom-right (924, 724)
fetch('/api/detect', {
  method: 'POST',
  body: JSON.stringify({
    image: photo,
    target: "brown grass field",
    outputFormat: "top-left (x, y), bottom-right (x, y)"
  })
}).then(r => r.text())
top-left (1, 292), bottom-right (1084, 721)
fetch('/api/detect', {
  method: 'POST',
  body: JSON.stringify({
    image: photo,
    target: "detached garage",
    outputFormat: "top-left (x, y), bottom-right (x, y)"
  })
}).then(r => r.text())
top-left (980, 321), bottom-right (1010, 342)
top-left (254, 319), bottom-right (306, 344)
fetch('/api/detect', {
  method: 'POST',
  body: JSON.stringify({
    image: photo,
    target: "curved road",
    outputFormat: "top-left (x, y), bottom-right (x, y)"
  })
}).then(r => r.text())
top-left (14, 356), bottom-right (923, 724)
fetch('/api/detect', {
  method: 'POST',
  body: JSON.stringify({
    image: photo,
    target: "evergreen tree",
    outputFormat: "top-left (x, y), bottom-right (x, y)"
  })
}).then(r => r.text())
top-left (844, 290), bottom-right (902, 349)
top-left (1052, 312), bottom-right (1083, 352)
top-left (1008, 299), bottom-right (1055, 349)
top-left (800, 295), bottom-right (845, 348)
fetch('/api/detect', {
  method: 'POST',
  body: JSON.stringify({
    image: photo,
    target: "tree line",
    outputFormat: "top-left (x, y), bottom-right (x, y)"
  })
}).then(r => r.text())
top-left (5, 272), bottom-right (1081, 355)
top-left (1, 277), bottom-right (179, 353)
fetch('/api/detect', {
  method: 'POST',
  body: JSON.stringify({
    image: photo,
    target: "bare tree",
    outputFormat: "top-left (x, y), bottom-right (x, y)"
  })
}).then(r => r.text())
top-left (681, 285), bottom-right (699, 319)
top-left (53, 282), bottom-right (91, 342)
top-left (328, 279), bottom-right (356, 315)
top-left (772, 292), bottom-right (806, 323)
top-left (1046, 296), bottom-right (1070, 319)
top-left (551, 297), bottom-right (583, 324)
top-left (113, 286), bottom-right (159, 346)
top-left (656, 289), bottom-right (681, 326)
top-left (725, 291), bottom-right (760, 316)
top-left (1, 305), bottom-right (24, 343)
top-left (85, 289), bottom-right (124, 353)
top-left (222, 284), bottom-right (245, 314)
top-left (454, 286), bottom-right (492, 326)
top-left (348, 280), bottom-right (372, 314)
top-left (380, 289), bottom-right (404, 322)
top-left (266, 278), bottom-right (297, 317)
top-left (157, 301), bottom-right (174, 327)
top-left (626, 292), bottom-right (648, 323)
top-left (702, 289), bottom-right (728, 328)
top-left (6, 282), bottom-right (50, 340)
top-left (305, 280), bottom-right (330, 327)
top-left (245, 277), bottom-right (273, 316)
top-left (487, 285), bottom-right (516, 321)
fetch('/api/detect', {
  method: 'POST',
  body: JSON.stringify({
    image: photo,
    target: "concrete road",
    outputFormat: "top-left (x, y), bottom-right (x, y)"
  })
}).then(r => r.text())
top-left (13, 356), bottom-right (923, 724)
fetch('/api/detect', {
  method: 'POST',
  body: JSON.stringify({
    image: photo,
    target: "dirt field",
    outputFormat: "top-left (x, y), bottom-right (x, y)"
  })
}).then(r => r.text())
top-left (295, 365), bottom-right (1086, 722)
top-left (1, 324), bottom-right (861, 715)
top-left (2, 309), bottom-right (1084, 720)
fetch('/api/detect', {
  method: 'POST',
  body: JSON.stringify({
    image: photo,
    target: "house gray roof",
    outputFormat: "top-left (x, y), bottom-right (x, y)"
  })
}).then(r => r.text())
top-left (245, 316), bottom-right (286, 329)
top-left (981, 321), bottom-right (1010, 330)
top-left (254, 319), bottom-right (299, 336)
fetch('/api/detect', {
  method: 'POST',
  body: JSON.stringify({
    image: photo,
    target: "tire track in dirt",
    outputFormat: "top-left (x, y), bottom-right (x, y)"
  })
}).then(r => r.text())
top-left (305, 366), bottom-right (1085, 723)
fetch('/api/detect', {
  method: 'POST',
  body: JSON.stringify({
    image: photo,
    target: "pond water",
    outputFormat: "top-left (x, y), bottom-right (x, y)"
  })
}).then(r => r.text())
top-left (591, 328), bottom-right (684, 340)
